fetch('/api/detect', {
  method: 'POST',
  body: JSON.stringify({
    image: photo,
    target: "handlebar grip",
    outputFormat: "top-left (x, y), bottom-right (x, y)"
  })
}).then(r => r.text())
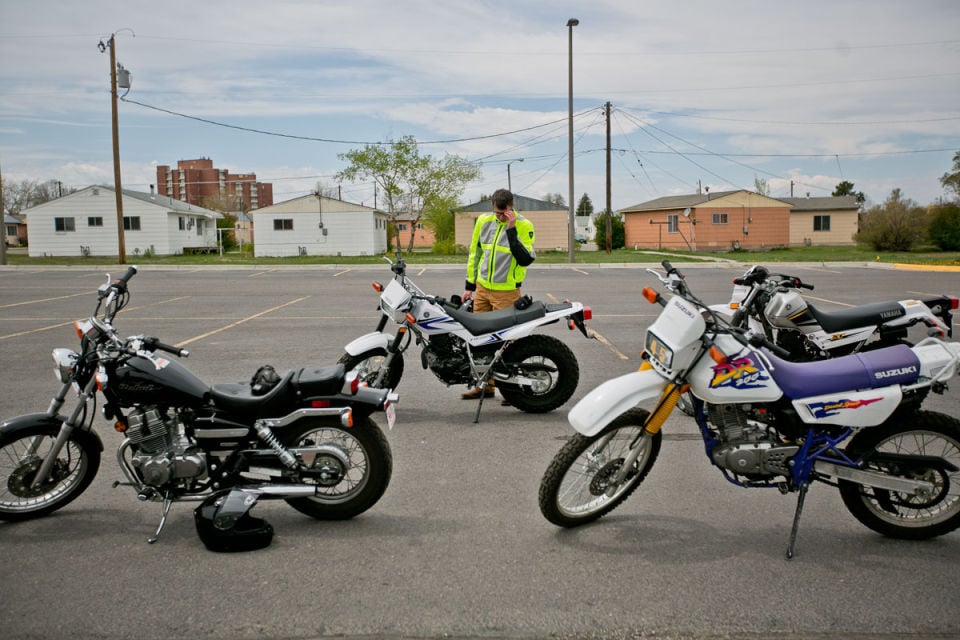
top-left (801, 282), bottom-right (814, 290)
top-left (661, 260), bottom-right (675, 274)
top-left (144, 337), bottom-right (189, 358)
top-left (733, 277), bottom-right (748, 286)
top-left (747, 332), bottom-right (791, 359)
top-left (116, 265), bottom-right (138, 285)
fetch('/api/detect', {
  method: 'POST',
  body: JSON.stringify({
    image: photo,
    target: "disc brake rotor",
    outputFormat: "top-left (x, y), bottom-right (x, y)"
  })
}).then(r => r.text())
top-left (8, 458), bottom-right (70, 498)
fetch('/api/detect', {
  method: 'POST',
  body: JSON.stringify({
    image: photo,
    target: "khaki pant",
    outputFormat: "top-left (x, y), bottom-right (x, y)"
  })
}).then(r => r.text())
top-left (472, 284), bottom-right (520, 393)
top-left (472, 284), bottom-right (520, 312)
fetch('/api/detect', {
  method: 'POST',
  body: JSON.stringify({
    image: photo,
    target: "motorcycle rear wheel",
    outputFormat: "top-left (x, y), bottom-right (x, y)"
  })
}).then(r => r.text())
top-left (0, 425), bottom-right (101, 521)
top-left (497, 335), bottom-right (579, 413)
top-left (539, 408), bottom-right (661, 527)
top-left (839, 410), bottom-right (960, 540)
top-left (281, 417), bottom-right (392, 520)
top-left (338, 348), bottom-right (404, 391)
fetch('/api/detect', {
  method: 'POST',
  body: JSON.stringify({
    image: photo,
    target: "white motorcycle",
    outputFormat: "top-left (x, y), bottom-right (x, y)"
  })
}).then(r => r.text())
top-left (340, 254), bottom-right (593, 422)
top-left (717, 264), bottom-right (956, 360)
top-left (539, 261), bottom-right (960, 558)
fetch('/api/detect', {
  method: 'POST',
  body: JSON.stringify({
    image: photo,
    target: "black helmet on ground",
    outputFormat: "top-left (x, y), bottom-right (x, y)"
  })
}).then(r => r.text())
top-left (194, 488), bottom-right (274, 552)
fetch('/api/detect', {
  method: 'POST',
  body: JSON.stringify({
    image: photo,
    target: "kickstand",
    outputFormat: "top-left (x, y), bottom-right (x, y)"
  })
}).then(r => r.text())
top-left (472, 388), bottom-right (486, 424)
top-left (147, 491), bottom-right (174, 544)
top-left (785, 483), bottom-right (808, 560)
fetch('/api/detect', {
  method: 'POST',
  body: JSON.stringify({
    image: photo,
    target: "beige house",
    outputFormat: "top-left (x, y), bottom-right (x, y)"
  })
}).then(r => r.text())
top-left (619, 190), bottom-right (860, 251)
top-left (782, 196), bottom-right (860, 246)
top-left (456, 195), bottom-right (571, 252)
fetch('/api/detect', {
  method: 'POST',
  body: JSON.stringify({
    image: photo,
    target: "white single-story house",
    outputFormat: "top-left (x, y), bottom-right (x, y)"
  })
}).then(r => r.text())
top-left (25, 185), bottom-right (221, 257)
top-left (252, 194), bottom-right (388, 257)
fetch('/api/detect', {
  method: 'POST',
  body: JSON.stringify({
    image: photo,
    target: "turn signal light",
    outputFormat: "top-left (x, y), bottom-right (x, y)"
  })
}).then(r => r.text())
top-left (709, 346), bottom-right (728, 365)
top-left (583, 307), bottom-right (592, 320)
top-left (114, 420), bottom-right (127, 433)
top-left (950, 296), bottom-right (959, 310)
top-left (372, 281), bottom-right (384, 292)
top-left (729, 302), bottom-right (740, 310)
top-left (642, 287), bottom-right (659, 304)
top-left (405, 312), bottom-right (417, 325)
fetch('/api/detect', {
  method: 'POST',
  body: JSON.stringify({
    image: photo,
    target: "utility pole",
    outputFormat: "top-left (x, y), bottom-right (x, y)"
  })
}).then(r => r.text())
top-left (0, 162), bottom-right (6, 266)
top-left (101, 34), bottom-right (127, 264)
top-left (605, 101), bottom-right (612, 254)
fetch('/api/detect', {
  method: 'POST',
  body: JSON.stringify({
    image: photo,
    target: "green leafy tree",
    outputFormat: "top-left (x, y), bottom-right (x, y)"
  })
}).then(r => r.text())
top-left (216, 213), bottom-right (238, 251)
top-left (336, 135), bottom-right (480, 253)
top-left (939, 151), bottom-right (960, 201)
top-left (928, 202), bottom-right (960, 250)
top-left (593, 211), bottom-right (625, 249)
top-left (856, 188), bottom-right (927, 251)
top-left (832, 180), bottom-right (866, 206)
top-left (422, 194), bottom-right (460, 254)
top-left (575, 193), bottom-right (594, 217)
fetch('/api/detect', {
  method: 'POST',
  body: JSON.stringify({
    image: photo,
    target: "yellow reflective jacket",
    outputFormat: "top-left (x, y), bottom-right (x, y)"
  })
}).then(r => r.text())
top-left (465, 212), bottom-right (536, 291)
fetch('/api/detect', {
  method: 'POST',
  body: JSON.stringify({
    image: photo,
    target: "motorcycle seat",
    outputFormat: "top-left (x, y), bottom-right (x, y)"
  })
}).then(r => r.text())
top-left (443, 300), bottom-right (547, 336)
top-left (805, 301), bottom-right (905, 333)
top-left (293, 364), bottom-right (346, 398)
top-left (763, 343), bottom-right (920, 399)
top-left (209, 369), bottom-right (296, 413)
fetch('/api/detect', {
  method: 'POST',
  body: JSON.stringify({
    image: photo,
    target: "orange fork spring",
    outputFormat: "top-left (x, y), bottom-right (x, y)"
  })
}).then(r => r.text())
top-left (643, 382), bottom-right (689, 435)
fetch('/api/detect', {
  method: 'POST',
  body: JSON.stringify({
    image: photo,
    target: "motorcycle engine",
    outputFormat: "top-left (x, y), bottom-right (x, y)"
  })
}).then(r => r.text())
top-left (127, 407), bottom-right (206, 487)
top-left (707, 404), bottom-right (797, 478)
top-left (422, 334), bottom-right (476, 384)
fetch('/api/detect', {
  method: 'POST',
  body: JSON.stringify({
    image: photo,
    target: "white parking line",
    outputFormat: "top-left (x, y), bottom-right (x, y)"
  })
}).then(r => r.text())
top-left (177, 296), bottom-right (311, 347)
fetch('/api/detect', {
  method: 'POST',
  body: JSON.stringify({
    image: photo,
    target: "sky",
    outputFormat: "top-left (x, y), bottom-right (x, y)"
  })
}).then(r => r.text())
top-left (2, 0), bottom-right (959, 213)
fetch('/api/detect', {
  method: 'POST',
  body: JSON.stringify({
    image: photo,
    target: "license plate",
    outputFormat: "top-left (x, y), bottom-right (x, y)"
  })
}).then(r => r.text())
top-left (385, 400), bottom-right (397, 431)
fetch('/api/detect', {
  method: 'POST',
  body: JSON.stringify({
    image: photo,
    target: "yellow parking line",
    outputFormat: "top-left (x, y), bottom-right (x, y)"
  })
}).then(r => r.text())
top-left (590, 328), bottom-right (630, 361)
top-left (802, 294), bottom-right (853, 308)
top-left (0, 290), bottom-right (94, 309)
top-left (0, 296), bottom-right (191, 340)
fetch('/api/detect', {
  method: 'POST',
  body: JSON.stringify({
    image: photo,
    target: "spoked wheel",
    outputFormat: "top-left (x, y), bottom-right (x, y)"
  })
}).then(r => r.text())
top-left (0, 424), bottom-right (101, 521)
top-left (539, 408), bottom-right (661, 527)
top-left (281, 417), bottom-right (392, 520)
top-left (497, 335), bottom-right (579, 413)
top-left (338, 348), bottom-right (404, 390)
top-left (839, 411), bottom-right (960, 540)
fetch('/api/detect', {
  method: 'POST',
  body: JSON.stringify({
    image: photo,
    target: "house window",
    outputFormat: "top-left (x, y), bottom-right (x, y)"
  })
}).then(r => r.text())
top-left (813, 215), bottom-right (831, 232)
top-left (179, 217), bottom-right (185, 230)
top-left (196, 220), bottom-right (203, 235)
top-left (88, 216), bottom-right (103, 227)
top-left (6, 224), bottom-right (16, 236)
top-left (123, 216), bottom-right (141, 231)
top-left (397, 223), bottom-right (408, 231)
top-left (274, 218), bottom-right (294, 231)
top-left (54, 217), bottom-right (76, 232)
top-left (712, 212), bottom-right (728, 224)
top-left (667, 215), bottom-right (679, 233)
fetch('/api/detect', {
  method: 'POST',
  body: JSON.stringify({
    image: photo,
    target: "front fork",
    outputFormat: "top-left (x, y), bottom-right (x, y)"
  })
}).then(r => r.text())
top-left (29, 377), bottom-right (97, 490)
top-left (604, 381), bottom-right (684, 495)
top-left (372, 325), bottom-right (408, 387)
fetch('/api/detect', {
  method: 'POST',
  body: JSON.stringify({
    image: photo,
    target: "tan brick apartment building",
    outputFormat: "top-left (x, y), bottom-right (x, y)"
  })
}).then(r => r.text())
top-left (156, 158), bottom-right (273, 211)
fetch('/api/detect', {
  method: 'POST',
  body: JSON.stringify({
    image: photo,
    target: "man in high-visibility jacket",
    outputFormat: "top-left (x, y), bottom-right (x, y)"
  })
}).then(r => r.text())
top-left (461, 188), bottom-right (536, 399)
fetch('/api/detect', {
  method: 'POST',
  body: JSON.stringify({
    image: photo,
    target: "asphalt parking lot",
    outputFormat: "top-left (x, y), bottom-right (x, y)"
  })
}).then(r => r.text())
top-left (1, 261), bottom-right (958, 640)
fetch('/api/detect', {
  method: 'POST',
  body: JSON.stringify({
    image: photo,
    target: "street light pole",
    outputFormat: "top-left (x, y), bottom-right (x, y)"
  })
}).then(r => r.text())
top-left (566, 18), bottom-right (579, 263)
top-left (506, 158), bottom-right (524, 192)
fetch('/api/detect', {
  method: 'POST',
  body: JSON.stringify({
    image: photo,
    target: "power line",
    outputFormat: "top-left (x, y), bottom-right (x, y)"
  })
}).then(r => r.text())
top-left (120, 96), bottom-right (581, 146)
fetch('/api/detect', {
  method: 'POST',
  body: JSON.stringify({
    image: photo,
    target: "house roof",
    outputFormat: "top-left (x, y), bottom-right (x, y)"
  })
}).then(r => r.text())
top-left (458, 194), bottom-right (566, 213)
top-left (4, 213), bottom-right (24, 224)
top-left (120, 187), bottom-right (222, 218)
top-left (780, 196), bottom-right (860, 211)
top-left (620, 190), bottom-right (859, 213)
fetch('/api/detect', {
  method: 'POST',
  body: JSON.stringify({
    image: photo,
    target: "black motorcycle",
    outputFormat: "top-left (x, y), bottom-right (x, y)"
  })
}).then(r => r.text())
top-left (0, 267), bottom-right (397, 547)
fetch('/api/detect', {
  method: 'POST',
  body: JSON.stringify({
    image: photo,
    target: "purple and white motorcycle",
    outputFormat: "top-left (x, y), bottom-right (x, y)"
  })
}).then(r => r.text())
top-left (539, 261), bottom-right (960, 559)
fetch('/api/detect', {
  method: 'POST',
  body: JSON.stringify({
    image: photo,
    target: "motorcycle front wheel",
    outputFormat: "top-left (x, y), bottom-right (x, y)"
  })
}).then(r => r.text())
top-left (497, 335), bottom-right (579, 413)
top-left (0, 424), bottom-right (101, 521)
top-left (838, 410), bottom-right (960, 540)
top-left (539, 408), bottom-right (661, 527)
top-left (281, 417), bottom-right (392, 520)
top-left (338, 348), bottom-right (404, 390)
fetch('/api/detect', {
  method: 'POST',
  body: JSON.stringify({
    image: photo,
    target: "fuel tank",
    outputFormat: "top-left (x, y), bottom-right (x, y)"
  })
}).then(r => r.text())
top-left (112, 354), bottom-right (209, 406)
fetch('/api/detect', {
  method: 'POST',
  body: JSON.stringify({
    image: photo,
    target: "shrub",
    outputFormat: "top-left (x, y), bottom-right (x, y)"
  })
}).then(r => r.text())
top-left (856, 188), bottom-right (927, 251)
top-left (928, 202), bottom-right (960, 251)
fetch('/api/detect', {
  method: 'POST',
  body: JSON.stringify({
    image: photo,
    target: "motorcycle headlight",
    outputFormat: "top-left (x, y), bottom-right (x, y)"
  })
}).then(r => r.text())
top-left (52, 348), bottom-right (80, 383)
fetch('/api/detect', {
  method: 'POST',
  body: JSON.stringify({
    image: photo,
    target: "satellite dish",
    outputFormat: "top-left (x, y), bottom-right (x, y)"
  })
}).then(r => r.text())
top-left (682, 207), bottom-right (691, 218)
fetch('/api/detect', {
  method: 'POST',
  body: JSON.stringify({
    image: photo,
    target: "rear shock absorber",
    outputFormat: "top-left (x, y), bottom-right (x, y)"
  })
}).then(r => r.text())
top-left (253, 422), bottom-right (298, 469)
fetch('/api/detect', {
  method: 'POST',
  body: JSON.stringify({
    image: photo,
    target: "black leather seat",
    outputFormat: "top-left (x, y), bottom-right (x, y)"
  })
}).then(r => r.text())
top-left (209, 369), bottom-right (296, 414)
top-left (805, 301), bottom-right (904, 333)
top-left (443, 300), bottom-right (547, 335)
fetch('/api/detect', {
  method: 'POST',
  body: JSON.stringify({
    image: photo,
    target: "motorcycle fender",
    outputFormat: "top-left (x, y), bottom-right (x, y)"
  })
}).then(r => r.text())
top-left (568, 370), bottom-right (667, 437)
top-left (344, 332), bottom-right (391, 357)
top-left (0, 412), bottom-right (104, 452)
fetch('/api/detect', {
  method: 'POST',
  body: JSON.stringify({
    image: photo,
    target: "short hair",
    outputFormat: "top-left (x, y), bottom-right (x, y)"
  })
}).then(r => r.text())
top-left (492, 189), bottom-right (514, 210)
